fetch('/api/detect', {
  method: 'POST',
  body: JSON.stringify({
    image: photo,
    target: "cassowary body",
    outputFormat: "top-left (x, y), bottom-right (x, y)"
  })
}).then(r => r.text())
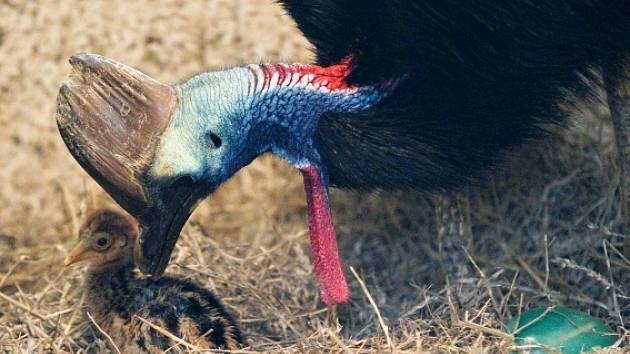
top-left (298, 1), bottom-right (629, 190)
top-left (56, 1), bottom-right (630, 305)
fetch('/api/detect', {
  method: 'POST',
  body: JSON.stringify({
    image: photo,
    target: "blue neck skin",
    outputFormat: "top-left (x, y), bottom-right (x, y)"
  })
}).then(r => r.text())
top-left (149, 63), bottom-right (397, 188)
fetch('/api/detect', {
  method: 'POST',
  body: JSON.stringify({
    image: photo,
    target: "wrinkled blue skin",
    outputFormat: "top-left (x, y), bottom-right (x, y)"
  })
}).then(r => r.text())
top-left (150, 66), bottom-right (387, 190)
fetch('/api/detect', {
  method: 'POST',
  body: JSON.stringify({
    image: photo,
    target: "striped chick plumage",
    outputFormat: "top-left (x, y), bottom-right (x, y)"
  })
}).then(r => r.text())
top-left (65, 208), bottom-right (243, 353)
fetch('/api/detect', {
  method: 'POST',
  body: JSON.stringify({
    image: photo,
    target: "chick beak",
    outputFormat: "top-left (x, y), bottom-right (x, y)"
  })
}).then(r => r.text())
top-left (56, 53), bottom-right (205, 276)
top-left (64, 242), bottom-right (96, 266)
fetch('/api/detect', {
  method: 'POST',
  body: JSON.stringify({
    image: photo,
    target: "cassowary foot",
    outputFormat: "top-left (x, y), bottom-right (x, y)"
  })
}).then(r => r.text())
top-left (434, 193), bottom-right (478, 312)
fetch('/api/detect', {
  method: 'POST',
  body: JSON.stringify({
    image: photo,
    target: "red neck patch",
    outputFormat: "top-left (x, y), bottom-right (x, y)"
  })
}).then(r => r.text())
top-left (247, 57), bottom-right (357, 95)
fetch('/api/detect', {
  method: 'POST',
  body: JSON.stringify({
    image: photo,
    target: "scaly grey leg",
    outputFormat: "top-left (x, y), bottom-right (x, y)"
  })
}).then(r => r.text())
top-left (604, 60), bottom-right (630, 224)
top-left (435, 191), bottom-right (476, 310)
top-left (604, 60), bottom-right (630, 253)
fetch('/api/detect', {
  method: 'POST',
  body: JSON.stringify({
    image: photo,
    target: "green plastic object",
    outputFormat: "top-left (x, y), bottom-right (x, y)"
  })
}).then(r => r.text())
top-left (507, 307), bottom-right (618, 354)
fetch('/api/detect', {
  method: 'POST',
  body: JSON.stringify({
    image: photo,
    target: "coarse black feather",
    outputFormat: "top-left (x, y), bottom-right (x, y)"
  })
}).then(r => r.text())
top-left (276, 0), bottom-right (630, 191)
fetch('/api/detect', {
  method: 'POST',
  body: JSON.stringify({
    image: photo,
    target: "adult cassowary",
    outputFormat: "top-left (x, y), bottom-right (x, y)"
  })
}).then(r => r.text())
top-left (56, 1), bottom-right (630, 306)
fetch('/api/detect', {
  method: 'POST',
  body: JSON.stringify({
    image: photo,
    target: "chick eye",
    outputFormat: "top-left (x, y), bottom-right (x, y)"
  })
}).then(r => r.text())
top-left (94, 235), bottom-right (111, 250)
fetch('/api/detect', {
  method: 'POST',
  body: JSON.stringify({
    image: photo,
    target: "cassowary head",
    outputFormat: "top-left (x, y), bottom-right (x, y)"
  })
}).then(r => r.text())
top-left (57, 54), bottom-right (397, 304)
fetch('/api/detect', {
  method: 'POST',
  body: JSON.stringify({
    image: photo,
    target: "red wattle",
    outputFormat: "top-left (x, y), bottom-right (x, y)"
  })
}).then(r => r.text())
top-left (300, 166), bottom-right (349, 305)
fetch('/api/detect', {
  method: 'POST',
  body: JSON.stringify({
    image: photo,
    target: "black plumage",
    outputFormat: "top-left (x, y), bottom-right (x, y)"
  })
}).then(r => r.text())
top-left (279, 0), bottom-right (630, 191)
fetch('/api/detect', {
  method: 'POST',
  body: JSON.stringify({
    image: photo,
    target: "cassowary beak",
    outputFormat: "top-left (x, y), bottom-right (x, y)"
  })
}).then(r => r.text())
top-left (56, 53), bottom-right (206, 276)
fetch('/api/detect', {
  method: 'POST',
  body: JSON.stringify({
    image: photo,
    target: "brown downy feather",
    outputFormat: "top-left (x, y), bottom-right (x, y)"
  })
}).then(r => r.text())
top-left (65, 208), bottom-right (243, 353)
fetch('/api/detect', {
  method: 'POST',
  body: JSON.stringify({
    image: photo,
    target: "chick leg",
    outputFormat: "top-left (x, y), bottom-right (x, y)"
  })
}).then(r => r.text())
top-left (435, 192), bottom-right (476, 311)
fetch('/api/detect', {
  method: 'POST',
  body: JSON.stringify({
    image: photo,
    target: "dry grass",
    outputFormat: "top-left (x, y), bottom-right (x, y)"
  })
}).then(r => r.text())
top-left (0, 0), bottom-right (628, 352)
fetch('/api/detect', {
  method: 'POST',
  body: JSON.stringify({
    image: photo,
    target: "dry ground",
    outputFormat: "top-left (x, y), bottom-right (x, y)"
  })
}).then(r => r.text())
top-left (0, 0), bottom-right (628, 352)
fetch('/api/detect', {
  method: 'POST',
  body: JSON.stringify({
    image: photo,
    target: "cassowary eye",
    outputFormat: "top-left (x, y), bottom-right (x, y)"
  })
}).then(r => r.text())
top-left (207, 132), bottom-right (222, 148)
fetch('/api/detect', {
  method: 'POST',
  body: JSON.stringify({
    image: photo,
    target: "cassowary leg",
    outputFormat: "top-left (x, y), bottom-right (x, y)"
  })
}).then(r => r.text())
top-left (434, 192), bottom-right (476, 310)
top-left (604, 64), bottom-right (630, 218)
top-left (604, 61), bottom-right (630, 251)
